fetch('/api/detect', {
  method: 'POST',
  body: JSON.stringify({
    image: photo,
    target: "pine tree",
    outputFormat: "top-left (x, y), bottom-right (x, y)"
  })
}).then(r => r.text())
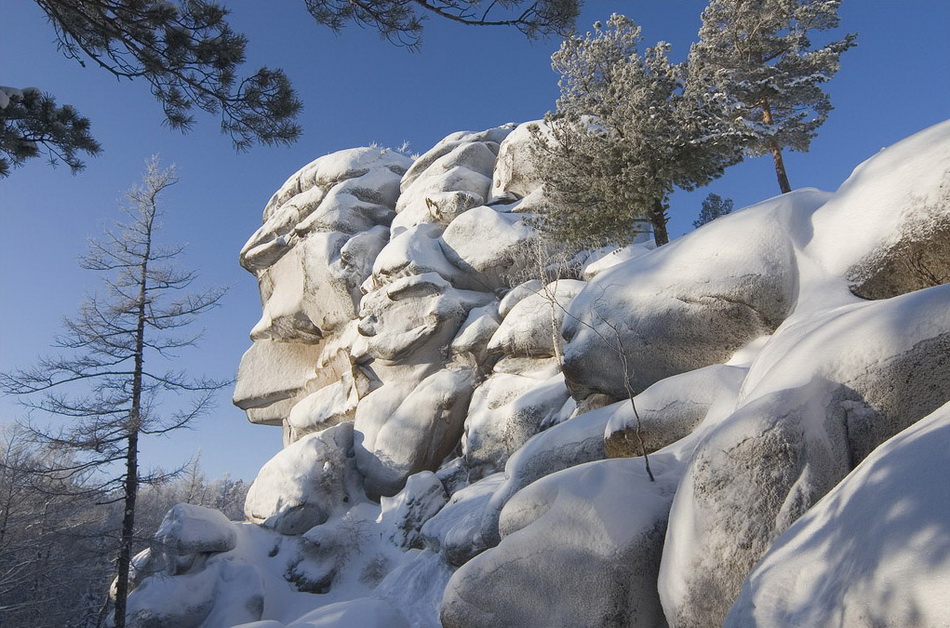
top-left (0, 87), bottom-right (101, 177)
top-left (8, 0), bottom-right (580, 176)
top-left (35, 0), bottom-right (303, 152)
top-left (532, 14), bottom-right (741, 248)
top-left (304, 0), bottom-right (580, 50)
top-left (693, 192), bottom-right (734, 228)
top-left (0, 158), bottom-right (227, 628)
top-left (689, 0), bottom-right (856, 193)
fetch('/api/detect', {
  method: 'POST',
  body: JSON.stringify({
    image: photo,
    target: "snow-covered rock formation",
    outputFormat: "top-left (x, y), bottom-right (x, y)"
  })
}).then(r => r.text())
top-left (124, 119), bottom-right (950, 627)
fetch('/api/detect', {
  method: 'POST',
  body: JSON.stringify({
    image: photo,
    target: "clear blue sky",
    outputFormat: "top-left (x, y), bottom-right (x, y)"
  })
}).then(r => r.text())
top-left (2, 0), bottom-right (948, 481)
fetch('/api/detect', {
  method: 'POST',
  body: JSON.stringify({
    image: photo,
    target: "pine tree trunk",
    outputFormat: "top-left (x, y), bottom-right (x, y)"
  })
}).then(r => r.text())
top-left (762, 103), bottom-right (792, 194)
top-left (648, 198), bottom-right (670, 246)
top-left (769, 139), bottom-right (792, 194)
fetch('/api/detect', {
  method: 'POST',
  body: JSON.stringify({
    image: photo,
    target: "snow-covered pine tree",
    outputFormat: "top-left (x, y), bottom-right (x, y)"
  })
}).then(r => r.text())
top-left (532, 14), bottom-right (741, 247)
top-left (689, 0), bottom-right (856, 194)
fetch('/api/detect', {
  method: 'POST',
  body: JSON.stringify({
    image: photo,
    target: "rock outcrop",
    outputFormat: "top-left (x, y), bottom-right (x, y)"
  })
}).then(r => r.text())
top-left (125, 120), bottom-right (950, 628)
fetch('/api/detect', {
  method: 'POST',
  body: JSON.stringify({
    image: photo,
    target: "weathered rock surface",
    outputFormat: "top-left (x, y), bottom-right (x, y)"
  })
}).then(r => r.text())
top-left (847, 177), bottom-right (950, 299)
top-left (604, 364), bottom-right (747, 459)
top-left (489, 121), bottom-right (544, 200)
top-left (155, 504), bottom-right (238, 557)
top-left (357, 367), bottom-right (477, 498)
top-left (725, 400), bottom-right (950, 628)
top-left (462, 363), bottom-right (572, 478)
top-left (660, 283), bottom-right (950, 628)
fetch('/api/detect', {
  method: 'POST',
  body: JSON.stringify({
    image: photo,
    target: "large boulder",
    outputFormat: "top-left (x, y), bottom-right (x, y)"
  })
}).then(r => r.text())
top-left (244, 422), bottom-right (359, 535)
top-left (286, 598), bottom-right (410, 628)
top-left (486, 279), bottom-right (585, 359)
top-left (358, 368), bottom-right (477, 498)
top-left (440, 456), bottom-right (678, 628)
top-left (125, 560), bottom-right (265, 628)
top-left (801, 120), bottom-right (950, 297)
top-left (561, 190), bottom-right (823, 401)
top-left (354, 272), bottom-right (491, 371)
top-left (440, 206), bottom-right (540, 292)
top-left (847, 177), bottom-right (950, 299)
top-left (462, 361), bottom-right (572, 478)
top-left (155, 504), bottom-right (237, 557)
top-left (659, 283), bottom-right (950, 628)
top-left (604, 364), bottom-right (747, 459)
top-left (726, 400), bottom-right (950, 628)
top-left (489, 121), bottom-right (544, 200)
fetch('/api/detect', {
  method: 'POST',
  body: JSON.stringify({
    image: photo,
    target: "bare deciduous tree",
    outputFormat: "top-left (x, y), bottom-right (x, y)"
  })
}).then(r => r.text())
top-left (0, 157), bottom-right (227, 627)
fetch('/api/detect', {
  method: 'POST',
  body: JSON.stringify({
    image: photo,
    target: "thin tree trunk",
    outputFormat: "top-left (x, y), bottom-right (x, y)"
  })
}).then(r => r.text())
top-left (113, 203), bottom-right (153, 628)
top-left (113, 431), bottom-right (138, 628)
top-left (762, 103), bottom-right (792, 194)
top-left (648, 198), bottom-right (670, 246)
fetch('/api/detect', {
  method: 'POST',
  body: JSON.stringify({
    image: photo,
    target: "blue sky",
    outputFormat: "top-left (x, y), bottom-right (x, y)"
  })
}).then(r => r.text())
top-left (2, 0), bottom-right (948, 481)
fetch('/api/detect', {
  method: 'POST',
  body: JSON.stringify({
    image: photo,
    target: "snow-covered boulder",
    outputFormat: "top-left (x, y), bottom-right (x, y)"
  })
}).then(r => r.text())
top-left (421, 472), bottom-right (505, 567)
top-left (399, 127), bottom-right (509, 195)
top-left (355, 272), bottom-right (491, 369)
top-left (244, 422), bottom-right (359, 535)
top-left (357, 367), bottom-right (477, 498)
top-left (370, 223), bottom-right (476, 289)
top-left (392, 147), bottom-right (495, 235)
top-left (440, 206), bottom-right (540, 291)
top-left (374, 550), bottom-right (457, 628)
top-left (155, 504), bottom-right (237, 558)
top-left (604, 364), bottom-right (747, 458)
top-left (561, 190), bottom-right (818, 401)
top-left (286, 367), bottom-right (370, 439)
top-left (462, 362), bottom-right (572, 478)
top-left (846, 173), bottom-right (950, 299)
top-left (379, 471), bottom-right (449, 549)
top-left (286, 598), bottom-right (409, 628)
top-left (660, 283), bottom-right (950, 628)
top-left (489, 121), bottom-right (544, 200)
top-left (802, 121), bottom-right (950, 298)
top-left (486, 279), bottom-right (585, 358)
top-left (450, 303), bottom-right (501, 369)
top-left (441, 456), bottom-right (676, 628)
top-left (125, 560), bottom-right (265, 628)
top-left (725, 400), bottom-right (950, 628)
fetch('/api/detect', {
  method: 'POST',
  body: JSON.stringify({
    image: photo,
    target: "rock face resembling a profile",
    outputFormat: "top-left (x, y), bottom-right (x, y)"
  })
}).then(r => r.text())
top-left (125, 121), bottom-right (950, 628)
